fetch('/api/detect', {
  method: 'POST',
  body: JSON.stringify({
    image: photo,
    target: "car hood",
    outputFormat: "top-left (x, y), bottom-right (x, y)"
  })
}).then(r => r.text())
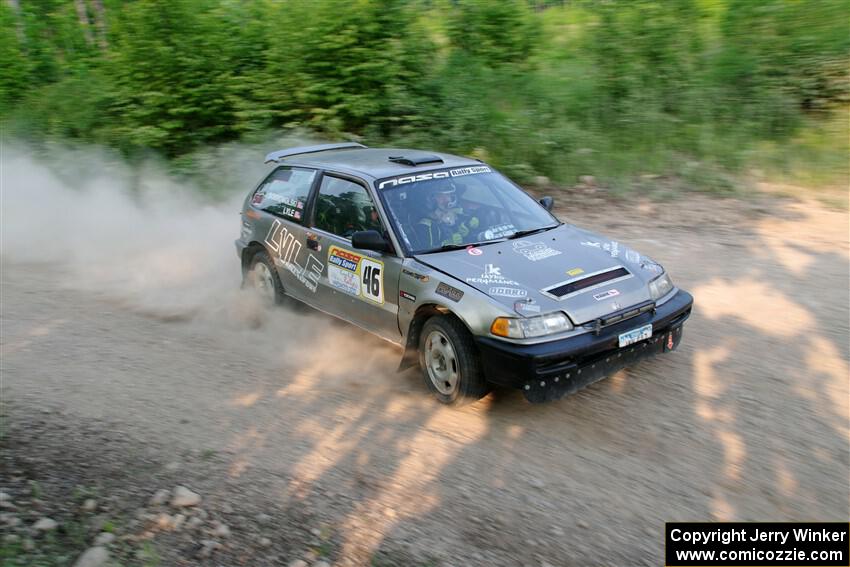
top-left (414, 224), bottom-right (664, 325)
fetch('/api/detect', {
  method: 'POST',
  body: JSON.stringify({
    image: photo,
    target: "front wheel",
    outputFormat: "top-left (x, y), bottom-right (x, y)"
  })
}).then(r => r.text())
top-left (418, 316), bottom-right (490, 405)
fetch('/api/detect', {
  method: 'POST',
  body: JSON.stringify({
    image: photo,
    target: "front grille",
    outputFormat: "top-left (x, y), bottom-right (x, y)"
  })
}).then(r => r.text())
top-left (584, 300), bottom-right (656, 335)
top-left (543, 266), bottom-right (630, 299)
top-left (600, 301), bottom-right (655, 326)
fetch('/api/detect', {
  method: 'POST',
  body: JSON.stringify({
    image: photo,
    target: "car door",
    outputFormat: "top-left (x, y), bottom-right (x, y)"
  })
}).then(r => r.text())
top-left (250, 165), bottom-right (322, 303)
top-left (309, 172), bottom-right (402, 342)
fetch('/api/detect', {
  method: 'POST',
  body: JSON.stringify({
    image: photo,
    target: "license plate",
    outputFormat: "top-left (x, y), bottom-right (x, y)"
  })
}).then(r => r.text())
top-left (619, 324), bottom-right (652, 348)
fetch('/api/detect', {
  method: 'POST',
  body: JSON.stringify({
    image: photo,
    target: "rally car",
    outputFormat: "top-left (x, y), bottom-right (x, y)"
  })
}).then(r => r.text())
top-left (236, 143), bottom-right (693, 404)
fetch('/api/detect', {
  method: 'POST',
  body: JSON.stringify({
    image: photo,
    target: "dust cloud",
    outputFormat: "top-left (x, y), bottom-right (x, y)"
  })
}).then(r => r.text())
top-left (1, 141), bottom-right (403, 376)
top-left (2, 142), bottom-right (248, 312)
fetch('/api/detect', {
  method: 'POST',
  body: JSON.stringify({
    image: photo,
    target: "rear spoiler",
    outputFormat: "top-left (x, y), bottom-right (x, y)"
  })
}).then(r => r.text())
top-left (264, 142), bottom-right (367, 164)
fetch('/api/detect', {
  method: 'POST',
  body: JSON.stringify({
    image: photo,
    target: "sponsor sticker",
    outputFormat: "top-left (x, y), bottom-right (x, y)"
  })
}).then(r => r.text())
top-left (402, 268), bottom-right (430, 282)
top-left (263, 193), bottom-right (297, 206)
top-left (399, 290), bottom-right (417, 302)
top-left (489, 287), bottom-right (528, 298)
top-left (466, 264), bottom-right (519, 286)
top-left (329, 247), bottom-right (361, 272)
top-left (467, 247), bottom-right (483, 256)
top-left (377, 166), bottom-right (491, 190)
top-left (280, 206), bottom-right (299, 218)
top-left (483, 224), bottom-right (516, 240)
top-left (581, 240), bottom-right (630, 259)
top-left (436, 282), bottom-right (464, 302)
top-left (593, 289), bottom-right (620, 301)
top-left (264, 219), bottom-right (323, 293)
top-left (283, 258), bottom-right (323, 293)
top-left (512, 240), bottom-right (561, 262)
top-left (329, 268), bottom-right (359, 295)
top-left (449, 166), bottom-right (491, 177)
top-left (566, 267), bottom-right (584, 277)
top-left (326, 245), bottom-right (384, 304)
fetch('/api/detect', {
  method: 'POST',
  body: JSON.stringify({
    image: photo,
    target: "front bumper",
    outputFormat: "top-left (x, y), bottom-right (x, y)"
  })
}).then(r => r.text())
top-left (475, 290), bottom-right (693, 402)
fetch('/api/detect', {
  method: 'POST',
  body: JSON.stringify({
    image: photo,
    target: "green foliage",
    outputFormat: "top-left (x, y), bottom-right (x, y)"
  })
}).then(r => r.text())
top-left (446, 0), bottom-right (540, 65)
top-left (102, 0), bottom-right (244, 155)
top-left (257, 0), bottom-right (435, 136)
top-left (0, 0), bottom-right (847, 190)
top-left (0, 5), bottom-right (29, 113)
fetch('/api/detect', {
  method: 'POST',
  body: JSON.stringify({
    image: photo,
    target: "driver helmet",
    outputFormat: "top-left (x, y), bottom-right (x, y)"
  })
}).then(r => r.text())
top-left (426, 181), bottom-right (458, 210)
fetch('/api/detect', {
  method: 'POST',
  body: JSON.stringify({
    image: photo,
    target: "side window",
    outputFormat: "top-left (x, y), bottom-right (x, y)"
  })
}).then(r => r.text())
top-left (251, 167), bottom-right (315, 222)
top-left (314, 175), bottom-right (383, 239)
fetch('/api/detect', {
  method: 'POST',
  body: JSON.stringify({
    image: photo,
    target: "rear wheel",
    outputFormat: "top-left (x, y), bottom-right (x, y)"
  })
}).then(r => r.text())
top-left (246, 251), bottom-right (285, 305)
top-left (419, 315), bottom-right (490, 405)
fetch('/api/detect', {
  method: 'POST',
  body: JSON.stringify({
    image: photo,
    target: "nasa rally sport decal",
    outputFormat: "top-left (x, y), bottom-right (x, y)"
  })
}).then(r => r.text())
top-left (327, 245), bottom-right (384, 304)
top-left (376, 166), bottom-right (492, 190)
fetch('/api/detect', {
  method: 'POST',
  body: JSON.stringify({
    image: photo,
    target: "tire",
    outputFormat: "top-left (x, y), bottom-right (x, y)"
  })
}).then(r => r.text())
top-left (245, 250), bottom-right (286, 305)
top-left (418, 315), bottom-right (491, 405)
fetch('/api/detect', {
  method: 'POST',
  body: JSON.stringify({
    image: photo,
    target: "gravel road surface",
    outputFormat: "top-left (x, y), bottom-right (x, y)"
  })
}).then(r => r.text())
top-left (2, 153), bottom-right (848, 566)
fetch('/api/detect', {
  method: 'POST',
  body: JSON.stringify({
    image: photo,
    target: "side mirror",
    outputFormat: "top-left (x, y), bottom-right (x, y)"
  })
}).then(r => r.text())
top-left (351, 230), bottom-right (392, 253)
top-left (539, 196), bottom-right (554, 211)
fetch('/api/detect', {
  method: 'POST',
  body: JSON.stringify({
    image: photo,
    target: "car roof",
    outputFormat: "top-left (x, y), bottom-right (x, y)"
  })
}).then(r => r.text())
top-left (278, 147), bottom-right (481, 181)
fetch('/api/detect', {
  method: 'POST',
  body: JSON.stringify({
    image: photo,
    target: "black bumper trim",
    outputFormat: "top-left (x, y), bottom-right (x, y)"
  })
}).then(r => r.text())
top-left (475, 290), bottom-right (693, 402)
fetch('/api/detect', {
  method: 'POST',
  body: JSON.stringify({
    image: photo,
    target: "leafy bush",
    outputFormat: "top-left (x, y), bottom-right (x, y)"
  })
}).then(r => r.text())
top-left (1, 0), bottom-right (847, 190)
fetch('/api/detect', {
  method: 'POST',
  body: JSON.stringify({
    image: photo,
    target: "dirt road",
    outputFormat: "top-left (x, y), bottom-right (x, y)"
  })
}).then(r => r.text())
top-left (2, 162), bottom-right (848, 566)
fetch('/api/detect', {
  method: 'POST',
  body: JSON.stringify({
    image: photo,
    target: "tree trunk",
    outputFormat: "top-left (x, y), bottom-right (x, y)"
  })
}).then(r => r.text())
top-left (5, 0), bottom-right (25, 44)
top-left (74, 0), bottom-right (94, 46)
top-left (91, 0), bottom-right (108, 49)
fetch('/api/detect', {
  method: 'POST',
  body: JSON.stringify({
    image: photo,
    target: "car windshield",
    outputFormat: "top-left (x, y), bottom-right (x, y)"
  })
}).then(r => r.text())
top-left (377, 167), bottom-right (558, 254)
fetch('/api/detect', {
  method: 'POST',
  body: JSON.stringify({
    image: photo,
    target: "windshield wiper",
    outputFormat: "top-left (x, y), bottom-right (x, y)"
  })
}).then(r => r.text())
top-left (418, 239), bottom-right (506, 255)
top-left (506, 224), bottom-right (560, 240)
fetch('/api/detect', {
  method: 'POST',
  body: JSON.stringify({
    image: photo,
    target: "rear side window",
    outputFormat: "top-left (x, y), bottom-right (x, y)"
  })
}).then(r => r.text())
top-left (251, 167), bottom-right (315, 222)
top-left (314, 175), bottom-right (383, 239)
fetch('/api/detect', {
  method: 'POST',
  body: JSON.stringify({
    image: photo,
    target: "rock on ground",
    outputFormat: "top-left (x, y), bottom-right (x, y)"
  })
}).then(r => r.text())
top-left (32, 517), bottom-right (58, 532)
top-left (94, 532), bottom-right (115, 546)
top-left (148, 489), bottom-right (170, 506)
top-left (73, 546), bottom-right (110, 567)
top-left (170, 486), bottom-right (201, 508)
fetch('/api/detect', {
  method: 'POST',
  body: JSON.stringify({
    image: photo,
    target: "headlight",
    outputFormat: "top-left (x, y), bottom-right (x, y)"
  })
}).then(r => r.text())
top-left (649, 272), bottom-right (674, 300)
top-left (490, 312), bottom-right (573, 339)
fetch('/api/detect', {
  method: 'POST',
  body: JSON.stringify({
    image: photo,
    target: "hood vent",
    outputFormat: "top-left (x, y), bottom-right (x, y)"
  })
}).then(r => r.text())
top-left (542, 266), bottom-right (631, 299)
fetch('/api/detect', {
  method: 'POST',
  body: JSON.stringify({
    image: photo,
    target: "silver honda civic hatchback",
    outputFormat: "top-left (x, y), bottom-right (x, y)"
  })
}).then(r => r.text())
top-left (235, 143), bottom-right (693, 404)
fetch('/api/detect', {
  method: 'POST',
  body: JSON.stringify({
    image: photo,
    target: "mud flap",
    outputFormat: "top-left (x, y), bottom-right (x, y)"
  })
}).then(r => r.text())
top-left (522, 326), bottom-right (685, 403)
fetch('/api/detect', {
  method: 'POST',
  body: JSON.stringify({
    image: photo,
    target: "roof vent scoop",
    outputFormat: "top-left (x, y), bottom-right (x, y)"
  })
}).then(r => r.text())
top-left (388, 154), bottom-right (444, 166)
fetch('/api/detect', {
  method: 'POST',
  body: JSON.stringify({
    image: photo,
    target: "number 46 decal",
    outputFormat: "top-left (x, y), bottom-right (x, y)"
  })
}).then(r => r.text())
top-left (360, 258), bottom-right (384, 304)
